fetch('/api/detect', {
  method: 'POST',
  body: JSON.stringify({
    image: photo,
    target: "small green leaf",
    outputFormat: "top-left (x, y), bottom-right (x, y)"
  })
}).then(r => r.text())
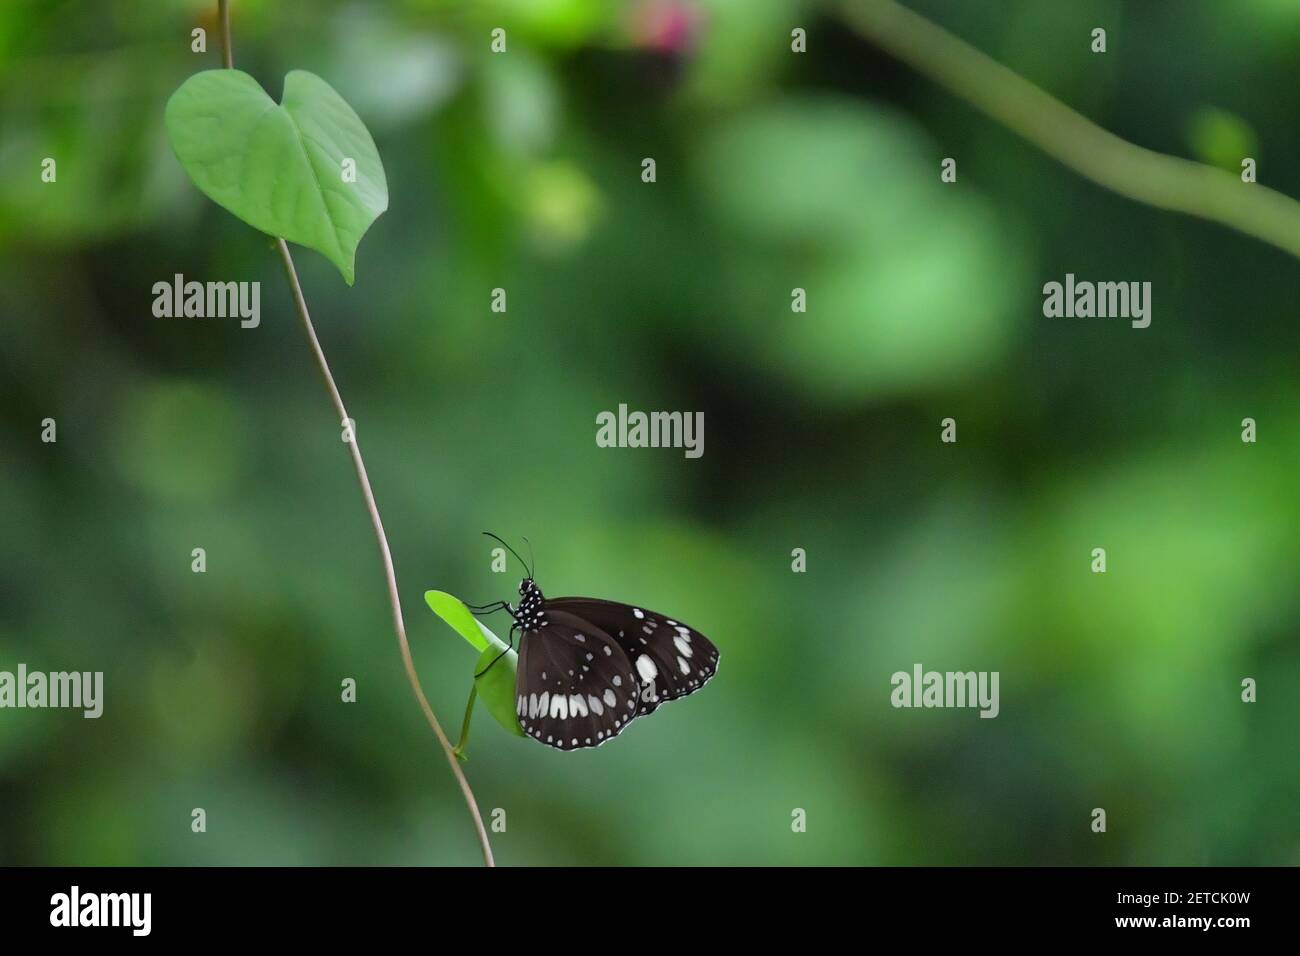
top-left (474, 644), bottom-right (525, 737)
top-left (425, 590), bottom-right (524, 737)
top-left (164, 69), bottom-right (388, 285)
top-left (424, 590), bottom-right (490, 653)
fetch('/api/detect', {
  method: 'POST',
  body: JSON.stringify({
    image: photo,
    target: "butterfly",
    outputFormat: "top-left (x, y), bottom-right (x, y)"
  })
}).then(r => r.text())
top-left (470, 534), bottom-right (719, 751)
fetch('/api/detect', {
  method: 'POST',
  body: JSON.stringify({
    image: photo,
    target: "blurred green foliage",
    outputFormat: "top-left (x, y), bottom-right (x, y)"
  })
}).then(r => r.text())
top-left (1, 0), bottom-right (1298, 865)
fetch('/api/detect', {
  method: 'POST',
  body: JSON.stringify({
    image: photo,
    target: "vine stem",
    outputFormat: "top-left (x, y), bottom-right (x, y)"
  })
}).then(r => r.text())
top-left (455, 685), bottom-right (477, 759)
top-left (274, 242), bottom-right (495, 866)
top-left (840, 0), bottom-right (1300, 263)
top-left (217, 0), bottom-right (232, 69)
top-left (216, 0), bottom-right (495, 866)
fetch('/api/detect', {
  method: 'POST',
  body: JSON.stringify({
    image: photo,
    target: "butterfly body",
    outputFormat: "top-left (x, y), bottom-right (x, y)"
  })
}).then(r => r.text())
top-left (504, 576), bottom-right (719, 751)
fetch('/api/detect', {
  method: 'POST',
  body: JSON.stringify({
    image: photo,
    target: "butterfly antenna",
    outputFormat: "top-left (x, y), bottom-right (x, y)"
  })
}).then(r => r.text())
top-left (521, 536), bottom-right (535, 579)
top-left (483, 532), bottom-right (533, 579)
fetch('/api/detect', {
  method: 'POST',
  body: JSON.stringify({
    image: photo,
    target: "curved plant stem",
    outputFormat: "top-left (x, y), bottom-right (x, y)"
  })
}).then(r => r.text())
top-left (840, 0), bottom-right (1300, 262)
top-left (217, 0), bottom-right (233, 69)
top-left (275, 242), bottom-right (495, 866)
top-left (454, 685), bottom-right (477, 759)
top-left (215, 1), bottom-right (495, 866)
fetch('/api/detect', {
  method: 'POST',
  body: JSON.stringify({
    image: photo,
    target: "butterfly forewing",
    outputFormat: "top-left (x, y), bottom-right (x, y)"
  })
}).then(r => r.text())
top-left (545, 598), bottom-right (719, 717)
top-left (516, 609), bottom-right (643, 750)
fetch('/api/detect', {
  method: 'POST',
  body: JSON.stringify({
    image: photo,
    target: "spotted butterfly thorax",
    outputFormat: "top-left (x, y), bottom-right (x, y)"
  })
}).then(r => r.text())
top-left (474, 545), bottom-right (719, 751)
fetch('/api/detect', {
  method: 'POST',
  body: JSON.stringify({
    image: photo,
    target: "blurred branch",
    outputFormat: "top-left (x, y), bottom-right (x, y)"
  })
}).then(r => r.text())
top-left (217, 2), bottom-right (495, 867)
top-left (840, 0), bottom-right (1300, 262)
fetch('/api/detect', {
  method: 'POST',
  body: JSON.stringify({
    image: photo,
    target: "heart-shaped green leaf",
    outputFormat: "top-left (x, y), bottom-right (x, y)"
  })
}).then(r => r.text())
top-left (165, 69), bottom-right (387, 285)
top-left (425, 590), bottom-right (524, 737)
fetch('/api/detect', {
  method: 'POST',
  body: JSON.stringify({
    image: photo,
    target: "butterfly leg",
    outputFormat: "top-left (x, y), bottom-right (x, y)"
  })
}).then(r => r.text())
top-left (465, 600), bottom-right (512, 616)
top-left (473, 622), bottom-right (519, 679)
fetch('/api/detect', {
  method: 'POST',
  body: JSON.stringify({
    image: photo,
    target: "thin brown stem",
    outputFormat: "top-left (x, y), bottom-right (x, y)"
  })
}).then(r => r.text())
top-left (214, 1), bottom-right (494, 866)
top-left (217, 0), bottom-right (233, 69)
top-left (274, 241), bottom-right (494, 866)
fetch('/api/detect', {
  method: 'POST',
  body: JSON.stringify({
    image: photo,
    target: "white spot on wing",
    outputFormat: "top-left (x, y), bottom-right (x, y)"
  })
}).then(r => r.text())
top-left (674, 635), bottom-right (692, 658)
top-left (636, 654), bottom-right (658, 682)
top-left (633, 608), bottom-right (644, 619)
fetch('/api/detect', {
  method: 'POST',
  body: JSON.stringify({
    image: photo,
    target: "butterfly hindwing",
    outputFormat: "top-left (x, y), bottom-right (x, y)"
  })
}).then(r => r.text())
top-left (544, 598), bottom-right (719, 717)
top-left (516, 609), bottom-right (643, 751)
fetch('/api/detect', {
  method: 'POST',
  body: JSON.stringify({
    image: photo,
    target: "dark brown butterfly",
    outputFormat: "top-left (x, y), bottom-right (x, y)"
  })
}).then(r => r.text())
top-left (471, 534), bottom-right (719, 751)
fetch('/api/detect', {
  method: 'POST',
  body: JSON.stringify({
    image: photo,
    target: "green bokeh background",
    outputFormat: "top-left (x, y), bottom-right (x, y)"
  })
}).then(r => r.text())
top-left (1, 0), bottom-right (1297, 865)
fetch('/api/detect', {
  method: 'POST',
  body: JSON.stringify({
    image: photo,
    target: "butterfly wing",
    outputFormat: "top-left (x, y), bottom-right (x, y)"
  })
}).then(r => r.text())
top-left (516, 609), bottom-right (643, 751)
top-left (545, 598), bottom-right (719, 718)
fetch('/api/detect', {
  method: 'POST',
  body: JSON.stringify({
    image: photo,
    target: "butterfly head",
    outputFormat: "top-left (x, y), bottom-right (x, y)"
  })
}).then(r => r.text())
top-left (515, 578), bottom-right (547, 631)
